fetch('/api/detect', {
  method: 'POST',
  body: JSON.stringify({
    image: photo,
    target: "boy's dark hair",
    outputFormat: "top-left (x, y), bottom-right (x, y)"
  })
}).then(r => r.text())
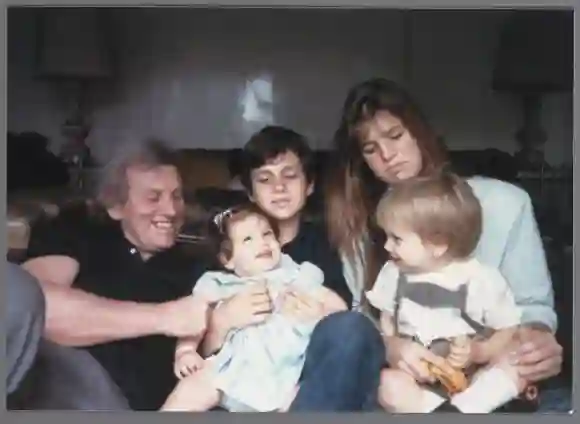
top-left (239, 126), bottom-right (315, 194)
top-left (206, 203), bottom-right (280, 268)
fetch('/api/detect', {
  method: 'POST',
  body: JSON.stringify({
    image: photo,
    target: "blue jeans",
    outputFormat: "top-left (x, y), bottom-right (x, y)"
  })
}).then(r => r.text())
top-left (6, 262), bottom-right (130, 411)
top-left (289, 311), bottom-right (385, 411)
top-left (536, 378), bottom-right (572, 413)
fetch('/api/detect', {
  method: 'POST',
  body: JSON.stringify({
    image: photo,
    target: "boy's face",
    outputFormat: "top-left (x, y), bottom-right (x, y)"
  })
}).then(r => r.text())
top-left (382, 221), bottom-right (446, 273)
top-left (248, 151), bottom-right (313, 223)
top-left (224, 213), bottom-right (282, 277)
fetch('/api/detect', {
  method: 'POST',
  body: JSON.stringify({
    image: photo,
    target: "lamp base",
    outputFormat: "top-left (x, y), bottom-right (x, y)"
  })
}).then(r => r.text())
top-left (513, 93), bottom-right (547, 171)
top-left (60, 121), bottom-right (94, 194)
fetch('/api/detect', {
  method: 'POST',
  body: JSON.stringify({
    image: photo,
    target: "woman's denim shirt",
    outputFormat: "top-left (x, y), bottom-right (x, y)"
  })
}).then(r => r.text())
top-left (342, 176), bottom-right (557, 332)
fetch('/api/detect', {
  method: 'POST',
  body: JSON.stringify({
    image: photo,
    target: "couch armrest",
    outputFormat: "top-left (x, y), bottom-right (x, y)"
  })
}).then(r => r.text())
top-left (6, 189), bottom-right (88, 256)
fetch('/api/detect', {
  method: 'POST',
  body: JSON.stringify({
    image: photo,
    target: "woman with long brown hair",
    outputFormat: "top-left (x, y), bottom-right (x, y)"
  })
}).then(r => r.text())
top-left (325, 78), bottom-right (568, 412)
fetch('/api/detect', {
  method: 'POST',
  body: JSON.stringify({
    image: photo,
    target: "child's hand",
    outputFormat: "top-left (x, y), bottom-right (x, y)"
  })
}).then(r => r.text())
top-left (395, 339), bottom-right (451, 384)
top-left (447, 335), bottom-right (472, 369)
top-left (174, 351), bottom-right (205, 379)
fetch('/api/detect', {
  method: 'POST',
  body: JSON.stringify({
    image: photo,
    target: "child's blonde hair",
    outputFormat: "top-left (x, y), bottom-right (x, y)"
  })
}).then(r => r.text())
top-left (375, 171), bottom-right (482, 259)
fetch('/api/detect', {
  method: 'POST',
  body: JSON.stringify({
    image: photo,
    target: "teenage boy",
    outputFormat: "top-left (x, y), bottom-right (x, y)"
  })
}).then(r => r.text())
top-left (239, 125), bottom-right (352, 306)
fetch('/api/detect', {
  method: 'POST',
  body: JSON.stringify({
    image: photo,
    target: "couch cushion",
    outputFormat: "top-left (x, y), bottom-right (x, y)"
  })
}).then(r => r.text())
top-left (181, 188), bottom-right (249, 238)
top-left (175, 149), bottom-right (234, 190)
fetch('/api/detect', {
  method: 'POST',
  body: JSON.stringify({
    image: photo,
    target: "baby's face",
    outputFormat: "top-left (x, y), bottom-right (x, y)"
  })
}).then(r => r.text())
top-left (382, 221), bottom-right (442, 273)
top-left (225, 213), bottom-right (282, 277)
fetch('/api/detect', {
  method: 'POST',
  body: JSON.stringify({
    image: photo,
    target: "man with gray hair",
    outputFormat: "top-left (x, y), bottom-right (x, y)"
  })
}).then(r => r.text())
top-left (21, 139), bottom-right (212, 410)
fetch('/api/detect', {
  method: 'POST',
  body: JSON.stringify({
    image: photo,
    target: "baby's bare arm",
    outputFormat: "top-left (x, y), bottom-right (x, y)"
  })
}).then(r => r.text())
top-left (380, 311), bottom-right (396, 337)
top-left (175, 335), bottom-right (202, 361)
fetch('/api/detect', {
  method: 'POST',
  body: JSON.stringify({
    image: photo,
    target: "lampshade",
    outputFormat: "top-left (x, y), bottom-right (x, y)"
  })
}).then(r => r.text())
top-left (492, 10), bottom-right (573, 93)
top-left (36, 8), bottom-right (113, 79)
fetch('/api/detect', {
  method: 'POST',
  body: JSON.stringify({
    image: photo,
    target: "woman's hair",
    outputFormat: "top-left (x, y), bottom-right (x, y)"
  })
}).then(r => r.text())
top-left (207, 203), bottom-right (279, 267)
top-left (375, 171), bottom-right (482, 260)
top-left (325, 78), bottom-right (449, 297)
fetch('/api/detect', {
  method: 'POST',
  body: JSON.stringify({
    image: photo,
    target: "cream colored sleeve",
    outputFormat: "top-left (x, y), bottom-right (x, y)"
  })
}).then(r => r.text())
top-left (472, 263), bottom-right (522, 329)
top-left (365, 261), bottom-right (400, 313)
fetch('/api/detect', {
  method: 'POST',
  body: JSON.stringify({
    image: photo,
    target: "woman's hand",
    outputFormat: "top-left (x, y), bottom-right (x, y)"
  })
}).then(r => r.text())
top-left (214, 280), bottom-right (273, 331)
top-left (387, 337), bottom-right (451, 384)
top-left (279, 289), bottom-right (327, 324)
top-left (511, 324), bottom-right (563, 383)
top-left (468, 337), bottom-right (493, 365)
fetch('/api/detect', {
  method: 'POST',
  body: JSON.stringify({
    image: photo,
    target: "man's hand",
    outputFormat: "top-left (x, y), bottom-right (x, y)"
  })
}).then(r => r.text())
top-left (214, 280), bottom-right (273, 331)
top-left (158, 295), bottom-right (213, 338)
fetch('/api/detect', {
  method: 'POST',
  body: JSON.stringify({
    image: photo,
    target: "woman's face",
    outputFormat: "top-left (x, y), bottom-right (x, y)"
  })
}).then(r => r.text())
top-left (356, 110), bottom-right (423, 184)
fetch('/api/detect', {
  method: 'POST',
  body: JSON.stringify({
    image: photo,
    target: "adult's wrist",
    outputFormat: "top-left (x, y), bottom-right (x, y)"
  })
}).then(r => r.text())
top-left (520, 321), bottom-right (553, 334)
top-left (469, 338), bottom-right (490, 364)
top-left (153, 301), bottom-right (175, 336)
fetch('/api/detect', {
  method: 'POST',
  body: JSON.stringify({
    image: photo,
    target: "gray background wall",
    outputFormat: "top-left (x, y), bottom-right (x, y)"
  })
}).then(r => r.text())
top-left (7, 8), bottom-right (573, 165)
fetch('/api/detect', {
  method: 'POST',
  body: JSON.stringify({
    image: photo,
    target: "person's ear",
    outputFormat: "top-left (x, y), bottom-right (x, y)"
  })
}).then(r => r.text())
top-left (107, 204), bottom-right (124, 221)
top-left (428, 241), bottom-right (449, 259)
top-left (247, 190), bottom-right (255, 203)
top-left (306, 181), bottom-right (314, 197)
top-left (220, 253), bottom-right (235, 271)
top-left (246, 184), bottom-right (256, 203)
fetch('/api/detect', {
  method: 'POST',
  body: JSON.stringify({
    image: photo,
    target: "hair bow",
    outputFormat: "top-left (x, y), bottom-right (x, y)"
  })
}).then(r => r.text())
top-left (213, 208), bottom-right (234, 233)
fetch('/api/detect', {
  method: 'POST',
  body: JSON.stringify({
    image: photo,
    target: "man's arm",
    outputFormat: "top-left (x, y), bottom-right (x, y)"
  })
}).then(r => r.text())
top-left (22, 256), bottom-right (204, 346)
